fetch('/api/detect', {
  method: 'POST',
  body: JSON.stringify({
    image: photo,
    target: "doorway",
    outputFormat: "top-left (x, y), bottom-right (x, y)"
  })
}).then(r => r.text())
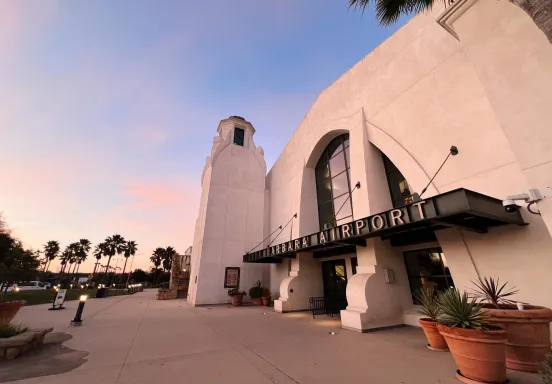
top-left (322, 259), bottom-right (348, 298)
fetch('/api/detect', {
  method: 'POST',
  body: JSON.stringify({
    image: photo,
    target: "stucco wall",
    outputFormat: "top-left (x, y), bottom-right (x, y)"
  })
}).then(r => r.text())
top-left (264, 0), bottom-right (552, 314)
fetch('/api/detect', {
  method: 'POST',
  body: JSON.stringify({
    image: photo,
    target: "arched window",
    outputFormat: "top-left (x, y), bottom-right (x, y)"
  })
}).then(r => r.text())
top-left (315, 134), bottom-right (352, 230)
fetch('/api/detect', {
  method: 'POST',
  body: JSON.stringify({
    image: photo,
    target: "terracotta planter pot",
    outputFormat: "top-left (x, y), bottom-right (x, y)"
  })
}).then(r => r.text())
top-left (437, 324), bottom-right (507, 384)
top-left (251, 297), bottom-right (262, 306)
top-left (262, 296), bottom-right (270, 306)
top-left (0, 300), bottom-right (26, 324)
top-left (419, 318), bottom-right (448, 351)
top-left (231, 295), bottom-right (244, 307)
top-left (484, 305), bottom-right (552, 372)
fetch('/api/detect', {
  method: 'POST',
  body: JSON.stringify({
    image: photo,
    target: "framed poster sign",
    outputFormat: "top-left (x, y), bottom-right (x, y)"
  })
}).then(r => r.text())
top-left (224, 267), bottom-right (240, 288)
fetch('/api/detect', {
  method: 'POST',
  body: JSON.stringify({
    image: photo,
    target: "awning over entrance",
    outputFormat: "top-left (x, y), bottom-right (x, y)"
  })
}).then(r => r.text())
top-left (243, 188), bottom-right (526, 264)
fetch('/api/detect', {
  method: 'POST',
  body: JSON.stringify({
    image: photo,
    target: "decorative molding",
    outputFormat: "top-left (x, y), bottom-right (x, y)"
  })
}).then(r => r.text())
top-left (436, 0), bottom-right (479, 40)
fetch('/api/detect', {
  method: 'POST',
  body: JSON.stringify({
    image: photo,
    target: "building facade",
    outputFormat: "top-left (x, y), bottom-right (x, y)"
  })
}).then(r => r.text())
top-left (188, 0), bottom-right (552, 333)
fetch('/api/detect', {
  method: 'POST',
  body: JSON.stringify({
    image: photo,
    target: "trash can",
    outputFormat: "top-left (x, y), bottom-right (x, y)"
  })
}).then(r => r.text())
top-left (95, 287), bottom-right (108, 298)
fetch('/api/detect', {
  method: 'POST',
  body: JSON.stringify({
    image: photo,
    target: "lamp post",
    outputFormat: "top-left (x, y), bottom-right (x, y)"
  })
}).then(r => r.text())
top-left (71, 295), bottom-right (88, 325)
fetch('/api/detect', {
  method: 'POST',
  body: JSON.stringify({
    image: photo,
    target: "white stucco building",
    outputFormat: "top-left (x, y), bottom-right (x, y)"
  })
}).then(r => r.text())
top-left (188, 0), bottom-right (552, 333)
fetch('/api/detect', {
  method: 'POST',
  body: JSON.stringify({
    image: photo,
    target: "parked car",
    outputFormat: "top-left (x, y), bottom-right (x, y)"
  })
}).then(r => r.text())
top-left (42, 282), bottom-right (52, 289)
top-left (12, 281), bottom-right (48, 291)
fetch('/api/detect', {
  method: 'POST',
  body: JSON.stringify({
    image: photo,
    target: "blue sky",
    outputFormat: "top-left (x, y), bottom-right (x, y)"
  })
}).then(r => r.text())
top-left (0, 0), bottom-right (409, 271)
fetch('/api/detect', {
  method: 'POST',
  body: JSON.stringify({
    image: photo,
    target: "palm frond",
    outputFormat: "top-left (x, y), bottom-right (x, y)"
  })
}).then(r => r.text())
top-left (471, 277), bottom-right (519, 308)
top-left (349, 0), bottom-right (454, 26)
top-left (437, 288), bottom-right (493, 330)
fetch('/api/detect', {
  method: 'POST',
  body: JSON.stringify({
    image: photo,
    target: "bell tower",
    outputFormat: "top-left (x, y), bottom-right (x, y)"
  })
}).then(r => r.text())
top-left (188, 116), bottom-right (268, 305)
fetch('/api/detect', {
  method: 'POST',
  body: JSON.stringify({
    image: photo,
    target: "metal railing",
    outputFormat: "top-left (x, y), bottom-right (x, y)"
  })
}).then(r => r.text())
top-left (308, 296), bottom-right (347, 318)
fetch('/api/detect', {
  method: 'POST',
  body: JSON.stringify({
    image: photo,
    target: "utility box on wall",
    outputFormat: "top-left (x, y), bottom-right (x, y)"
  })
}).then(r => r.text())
top-left (384, 269), bottom-right (395, 284)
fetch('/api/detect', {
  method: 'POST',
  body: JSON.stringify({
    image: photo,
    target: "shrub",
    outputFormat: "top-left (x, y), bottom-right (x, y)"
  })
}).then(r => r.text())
top-left (437, 288), bottom-right (492, 330)
top-left (249, 280), bottom-right (263, 298)
top-left (0, 323), bottom-right (27, 339)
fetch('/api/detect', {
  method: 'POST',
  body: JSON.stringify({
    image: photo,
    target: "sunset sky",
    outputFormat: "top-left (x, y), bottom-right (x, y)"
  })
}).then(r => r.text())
top-left (0, 0), bottom-right (408, 272)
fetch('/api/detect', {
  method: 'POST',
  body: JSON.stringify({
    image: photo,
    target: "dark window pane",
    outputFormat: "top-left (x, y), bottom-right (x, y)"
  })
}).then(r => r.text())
top-left (333, 194), bottom-right (352, 220)
top-left (319, 201), bottom-right (335, 229)
top-left (317, 180), bottom-right (333, 205)
top-left (234, 128), bottom-right (245, 146)
top-left (331, 171), bottom-right (349, 198)
top-left (330, 151), bottom-right (346, 175)
top-left (404, 250), bottom-right (445, 277)
top-left (315, 162), bottom-right (330, 184)
top-left (327, 137), bottom-right (343, 159)
top-left (403, 248), bottom-right (455, 304)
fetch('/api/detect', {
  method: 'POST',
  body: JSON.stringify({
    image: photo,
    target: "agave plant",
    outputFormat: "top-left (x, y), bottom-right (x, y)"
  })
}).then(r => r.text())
top-left (437, 288), bottom-right (492, 330)
top-left (471, 277), bottom-right (520, 309)
top-left (539, 351), bottom-right (552, 384)
top-left (413, 287), bottom-right (440, 321)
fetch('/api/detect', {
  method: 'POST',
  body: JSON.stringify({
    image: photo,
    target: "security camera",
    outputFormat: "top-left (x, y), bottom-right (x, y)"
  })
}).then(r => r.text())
top-left (502, 199), bottom-right (519, 214)
top-left (503, 187), bottom-right (551, 215)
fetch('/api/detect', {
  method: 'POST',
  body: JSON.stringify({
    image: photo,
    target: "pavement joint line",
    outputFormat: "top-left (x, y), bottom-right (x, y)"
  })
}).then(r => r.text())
top-left (194, 307), bottom-right (300, 384)
top-left (86, 294), bottom-right (134, 320)
top-left (115, 295), bottom-right (151, 383)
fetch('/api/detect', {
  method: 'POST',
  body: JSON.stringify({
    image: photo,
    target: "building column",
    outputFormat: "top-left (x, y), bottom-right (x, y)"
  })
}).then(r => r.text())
top-left (341, 239), bottom-right (407, 332)
top-left (274, 252), bottom-right (322, 313)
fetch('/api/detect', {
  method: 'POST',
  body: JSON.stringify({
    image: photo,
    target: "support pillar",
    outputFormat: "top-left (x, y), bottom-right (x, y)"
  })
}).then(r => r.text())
top-left (274, 252), bottom-right (322, 313)
top-left (341, 239), bottom-right (409, 332)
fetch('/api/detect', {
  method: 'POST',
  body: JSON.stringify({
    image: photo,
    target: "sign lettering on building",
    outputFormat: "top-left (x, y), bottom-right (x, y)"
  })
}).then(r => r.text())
top-left (244, 199), bottom-right (436, 262)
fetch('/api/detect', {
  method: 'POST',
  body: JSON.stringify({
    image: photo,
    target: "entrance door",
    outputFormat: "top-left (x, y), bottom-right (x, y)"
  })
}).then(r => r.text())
top-left (322, 260), bottom-right (347, 298)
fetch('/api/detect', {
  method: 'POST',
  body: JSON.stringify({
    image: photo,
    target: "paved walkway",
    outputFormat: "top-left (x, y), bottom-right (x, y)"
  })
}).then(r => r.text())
top-left (9, 290), bottom-right (540, 383)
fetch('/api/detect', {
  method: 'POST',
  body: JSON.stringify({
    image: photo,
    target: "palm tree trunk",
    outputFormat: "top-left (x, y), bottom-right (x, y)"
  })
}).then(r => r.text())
top-left (103, 256), bottom-right (112, 284)
top-left (511, 0), bottom-right (552, 43)
top-left (121, 257), bottom-right (129, 283)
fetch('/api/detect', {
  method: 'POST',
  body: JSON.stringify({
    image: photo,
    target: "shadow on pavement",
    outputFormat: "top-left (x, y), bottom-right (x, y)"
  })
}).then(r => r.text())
top-left (0, 332), bottom-right (88, 382)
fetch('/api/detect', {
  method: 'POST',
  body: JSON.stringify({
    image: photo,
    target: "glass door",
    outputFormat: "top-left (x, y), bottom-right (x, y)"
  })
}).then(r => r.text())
top-left (322, 260), bottom-right (348, 298)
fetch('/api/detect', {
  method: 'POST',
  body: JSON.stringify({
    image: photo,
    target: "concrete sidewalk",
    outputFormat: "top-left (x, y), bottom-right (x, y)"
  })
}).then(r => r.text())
top-left (8, 289), bottom-right (540, 384)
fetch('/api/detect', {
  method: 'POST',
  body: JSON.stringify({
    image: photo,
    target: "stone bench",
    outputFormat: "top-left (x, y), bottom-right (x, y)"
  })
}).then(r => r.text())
top-left (0, 327), bottom-right (53, 360)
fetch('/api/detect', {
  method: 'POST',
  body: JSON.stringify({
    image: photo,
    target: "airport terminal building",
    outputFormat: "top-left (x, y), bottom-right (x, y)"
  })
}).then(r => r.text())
top-left (188, 0), bottom-right (552, 332)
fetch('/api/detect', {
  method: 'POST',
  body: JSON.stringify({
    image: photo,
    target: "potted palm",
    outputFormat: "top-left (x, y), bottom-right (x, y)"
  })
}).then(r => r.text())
top-left (228, 288), bottom-right (246, 307)
top-left (249, 280), bottom-right (263, 306)
top-left (261, 287), bottom-right (271, 307)
top-left (413, 287), bottom-right (447, 351)
top-left (472, 277), bottom-right (552, 372)
top-left (437, 288), bottom-right (507, 384)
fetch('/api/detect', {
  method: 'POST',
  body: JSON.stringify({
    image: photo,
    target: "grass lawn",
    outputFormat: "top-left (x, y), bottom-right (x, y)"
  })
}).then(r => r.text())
top-left (3, 289), bottom-right (97, 306)
top-left (3, 288), bottom-right (136, 306)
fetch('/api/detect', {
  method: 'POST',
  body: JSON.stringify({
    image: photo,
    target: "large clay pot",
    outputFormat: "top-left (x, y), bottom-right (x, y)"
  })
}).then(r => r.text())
top-left (437, 324), bottom-right (507, 384)
top-left (251, 297), bottom-right (262, 306)
top-left (231, 295), bottom-right (243, 307)
top-left (485, 305), bottom-right (552, 372)
top-left (262, 296), bottom-right (270, 307)
top-left (0, 300), bottom-right (26, 324)
top-left (419, 318), bottom-right (448, 351)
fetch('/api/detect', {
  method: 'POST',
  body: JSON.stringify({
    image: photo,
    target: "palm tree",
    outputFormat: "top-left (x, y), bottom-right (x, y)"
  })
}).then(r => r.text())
top-left (64, 242), bottom-right (78, 281)
top-left (163, 246), bottom-right (177, 273)
top-left (92, 242), bottom-right (107, 279)
top-left (122, 240), bottom-right (137, 283)
top-left (75, 238), bottom-right (91, 277)
top-left (43, 240), bottom-right (60, 272)
top-left (150, 248), bottom-right (164, 284)
top-left (349, 0), bottom-right (552, 43)
top-left (104, 234), bottom-right (126, 283)
top-left (58, 246), bottom-right (73, 284)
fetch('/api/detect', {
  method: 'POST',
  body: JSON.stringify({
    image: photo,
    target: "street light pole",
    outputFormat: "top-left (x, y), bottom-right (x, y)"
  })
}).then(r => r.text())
top-left (125, 254), bottom-right (136, 287)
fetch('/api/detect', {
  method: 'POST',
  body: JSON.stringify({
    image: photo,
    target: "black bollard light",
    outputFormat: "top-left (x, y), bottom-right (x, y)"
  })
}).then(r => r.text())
top-left (71, 295), bottom-right (88, 325)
